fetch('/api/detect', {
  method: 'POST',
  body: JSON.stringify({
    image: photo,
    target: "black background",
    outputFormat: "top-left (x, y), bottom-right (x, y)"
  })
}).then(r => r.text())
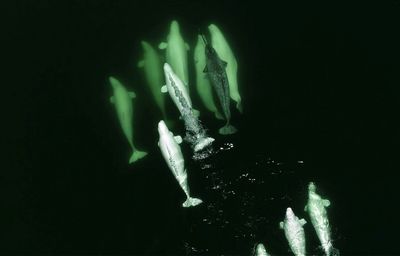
top-left (3, 0), bottom-right (399, 255)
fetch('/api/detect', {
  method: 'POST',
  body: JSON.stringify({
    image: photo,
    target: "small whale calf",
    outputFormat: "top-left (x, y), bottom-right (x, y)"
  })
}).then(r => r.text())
top-left (280, 207), bottom-right (307, 256)
top-left (157, 120), bottom-right (203, 207)
top-left (305, 182), bottom-right (339, 256)
top-left (109, 76), bottom-right (148, 164)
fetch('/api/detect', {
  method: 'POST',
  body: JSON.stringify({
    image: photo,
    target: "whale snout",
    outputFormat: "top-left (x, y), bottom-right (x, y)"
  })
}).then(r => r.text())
top-left (170, 20), bottom-right (179, 32)
top-left (286, 207), bottom-right (295, 218)
top-left (308, 182), bottom-right (316, 192)
top-left (141, 40), bottom-right (150, 49)
top-left (208, 24), bottom-right (219, 34)
top-left (163, 63), bottom-right (173, 73)
top-left (157, 120), bottom-right (168, 134)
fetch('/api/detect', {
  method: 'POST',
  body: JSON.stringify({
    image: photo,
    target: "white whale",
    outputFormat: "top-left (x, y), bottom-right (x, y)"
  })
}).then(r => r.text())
top-left (254, 243), bottom-right (271, 256)
top-left (157, 120), bottom-right (203, 207)
top-left (109, 76), bottom-right (147, 164)
top-left (305, 182), bottom-right (338, 256)
top-left (162, 63), bottom-right (198, 116)
top-left (280, 207), bottom-right (307, 256)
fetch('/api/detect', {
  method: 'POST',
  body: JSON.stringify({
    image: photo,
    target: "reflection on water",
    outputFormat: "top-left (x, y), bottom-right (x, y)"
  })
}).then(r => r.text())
top-left (180, 140), bottom-right (312, 255)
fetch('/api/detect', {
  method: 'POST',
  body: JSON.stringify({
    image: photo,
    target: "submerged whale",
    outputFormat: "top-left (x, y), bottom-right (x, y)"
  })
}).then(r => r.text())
top-left (194, 34), bottom-right (223, 120)
top-left (138, 40), bottom-right (167, 120)
top-left (109, 76), bottom-right (148, 164)
top-left (202, 34), bottom-right (237, 135)
top-left (159, 20), bottom-right (190, 91)
top-left (208, 24), bottom-right (242, 112)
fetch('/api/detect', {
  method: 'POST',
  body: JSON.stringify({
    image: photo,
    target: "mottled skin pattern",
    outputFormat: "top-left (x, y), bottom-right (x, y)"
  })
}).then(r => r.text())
top-left (163, 63), bottom-right (214, 151)
top-left (204, 43), bottom-right (232, 124)
top-left (208, 24), bottom-right (242, 112)
top-left (163, 63), bottom-right (192, 116)
top-left (194, 35), bottom-right (223, 119)
top-left (280, 207), bottom-right (306, 256)
top-left (305, 182), bottom-right (336, 255)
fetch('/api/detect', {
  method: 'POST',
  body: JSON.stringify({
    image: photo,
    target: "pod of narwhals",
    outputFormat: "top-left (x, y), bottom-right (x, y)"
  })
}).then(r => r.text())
top-left (107, 20), bottom-right (339, 255)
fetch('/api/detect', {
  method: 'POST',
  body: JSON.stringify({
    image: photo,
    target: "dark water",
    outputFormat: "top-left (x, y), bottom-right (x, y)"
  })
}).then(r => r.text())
top-left (3, 0), bottom-right (399, 255)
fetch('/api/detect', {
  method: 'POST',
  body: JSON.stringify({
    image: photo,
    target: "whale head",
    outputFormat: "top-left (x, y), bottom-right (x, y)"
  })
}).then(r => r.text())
top-left (170, 20), bottom-right (180, 34)
top-left (208, 24), bottom-right (220, 36)
top-left (158, 120), bottom-right (169, 136)
top-left (108, 76), bottom-right (121, 89)
top-left (140, 40), bottom-right (151, 52)
top-left (163, 62), bottom-right (173, 74)
top-left (286, 207), bottom-right (295, 220)
top-left (308, 182), bottom-right (316, 193)
top-left (255, 243), bottom-right (267, 255)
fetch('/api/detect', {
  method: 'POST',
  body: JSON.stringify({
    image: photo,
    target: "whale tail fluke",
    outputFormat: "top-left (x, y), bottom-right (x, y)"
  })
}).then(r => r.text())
top-left (194, 137), bottom-right (215, 152)
top-left (219, 124), bottom-right (238, 135)
top-left (129, 150), bottom-right (148, 164)
top-left (182, 197), bottom-right (203, 208)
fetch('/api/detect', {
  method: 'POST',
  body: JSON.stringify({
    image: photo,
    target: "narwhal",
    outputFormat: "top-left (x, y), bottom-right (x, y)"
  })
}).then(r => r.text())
top-left (194, 34), bottom-right (223, 120)
top-left (109, 76), bottom-right (148, 164)
top-left (201, 34), bottom-right (238, 135)
top-left (208, 24), bottom-right (242, 113)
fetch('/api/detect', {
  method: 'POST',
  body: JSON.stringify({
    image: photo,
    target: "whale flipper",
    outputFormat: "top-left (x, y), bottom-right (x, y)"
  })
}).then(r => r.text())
top-left (174, 135), bottom-right (183, 144)
top-left (159, 42), bottom-right (167, 50)
top-left (219, 124), bottom-right (237, 135)
top-left (192, 109), bottom-right (200, 117)
top-left (129, 150), bottom-right (148, 164)
top-left (161, 85), bottom-right (168, 93)
top-left (182, 197), bottom-right (203, 207)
